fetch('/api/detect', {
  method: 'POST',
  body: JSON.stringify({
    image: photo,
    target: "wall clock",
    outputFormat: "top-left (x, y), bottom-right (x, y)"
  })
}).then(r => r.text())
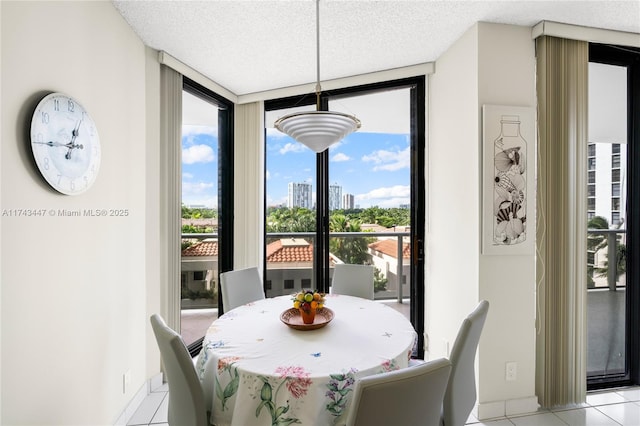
top-left (30, 92), bottom-right (101, 195)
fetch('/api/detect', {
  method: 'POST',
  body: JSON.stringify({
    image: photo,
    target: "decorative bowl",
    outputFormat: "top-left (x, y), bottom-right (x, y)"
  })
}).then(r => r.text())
top-left (280, 307), bottom-right (334, 331)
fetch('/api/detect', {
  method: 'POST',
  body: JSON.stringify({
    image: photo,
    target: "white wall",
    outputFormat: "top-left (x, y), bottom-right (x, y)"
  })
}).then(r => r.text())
top-left (1, 2), bottom-right (157, 424)
top-left (427, 22), bottom-right (538, 419)
top-left (426, 22), bottom-right (480, 361)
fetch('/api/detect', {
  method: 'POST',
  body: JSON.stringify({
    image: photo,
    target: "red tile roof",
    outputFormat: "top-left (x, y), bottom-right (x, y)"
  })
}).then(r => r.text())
top-left (182, 239), bottom-right (218, 257)
top-left (368, 239), bottom-right (410, 259)
top-left (266, 239), bottom-right (314, 263)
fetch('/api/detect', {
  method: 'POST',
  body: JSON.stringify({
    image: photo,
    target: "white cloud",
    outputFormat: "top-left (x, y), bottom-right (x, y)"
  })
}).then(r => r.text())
top-left (182, 125), bottom-right (217, 143)
top-left (182, 181), bottom-right (215, 195)
top-left (182, 144), bottom-right (215, 164)
top-left (279, 142), bottom-right (308, 154)
top-left (358, 185), bottom-right (410, 200)
top-left (356, 185), bottom-right (410, 207)
top-left (183, 172), bottom-right (194, 179)
top-left (266, 170), bottom-right (271, 180)
top-left (266, 194), bottom-right (288, 208)
top-left (331, 152), bottom-right (350, 162)
top-left (183, 196), bottom-right (217, 209)
top-left (266, 128), bottom-right (286, 139)
top-left (361, 146), bottom-right (410, 171)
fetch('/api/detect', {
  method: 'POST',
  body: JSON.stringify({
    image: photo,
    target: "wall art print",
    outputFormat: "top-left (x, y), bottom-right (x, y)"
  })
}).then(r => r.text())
top-left (482, 105), bottom-right (535, 255)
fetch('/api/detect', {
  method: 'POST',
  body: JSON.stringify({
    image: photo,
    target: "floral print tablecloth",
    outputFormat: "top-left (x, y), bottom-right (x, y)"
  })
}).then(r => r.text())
top-left (196, 294), bottom-right (417, 426)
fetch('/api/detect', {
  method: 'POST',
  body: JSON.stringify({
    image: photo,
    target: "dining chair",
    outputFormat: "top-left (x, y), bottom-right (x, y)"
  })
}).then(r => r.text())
top-left (220, 266), bottom-right (266, 312)
top-left (330, 263), bottom-right (374, 300)
top-left (150, 314), bottom-right (208, 426)
top-left (442, 299), bottom-right (490, 426)
top-left (345, 357), bottom-right (452, 426)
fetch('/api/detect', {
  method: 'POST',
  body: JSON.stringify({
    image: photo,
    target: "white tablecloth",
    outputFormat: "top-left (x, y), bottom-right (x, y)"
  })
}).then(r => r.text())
top-left (196, 294), bottom-right (417, 426)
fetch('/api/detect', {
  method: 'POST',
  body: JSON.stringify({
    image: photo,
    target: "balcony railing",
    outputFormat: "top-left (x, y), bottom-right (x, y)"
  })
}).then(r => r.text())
top-left (180, 231), bottom-right (411, 310)
top-left (587, 228), bottom-right (626, 291)
top-left (266, 231), bottom-right (410, 302)
top-left (181, 228), bottom-right (623, 304)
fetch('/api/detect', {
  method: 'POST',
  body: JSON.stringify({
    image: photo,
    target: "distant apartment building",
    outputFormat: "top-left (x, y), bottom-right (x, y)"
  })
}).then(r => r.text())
top-left (329, 183), bottom-right (342, 210)
top-left (288, 182), bottom-right (313, 209)
top-left (587, 141), bottom-right (627, 288)
top-left (342, 193), bottom-right (355, 210)
top-left (588, 142), bottom-right (627, 226)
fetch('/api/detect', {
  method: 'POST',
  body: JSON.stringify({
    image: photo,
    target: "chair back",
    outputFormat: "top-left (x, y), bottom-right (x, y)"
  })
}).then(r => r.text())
top-left (330, 264), bottom-right (374, 300)
top-left (442, 300), bottom-right (490, 426)
top-left (150, 314), bottom-right (207, 426)
top-left (220, 266), bottom-right (265, 312)
top-left (346, 357), bottom-right (452, 426)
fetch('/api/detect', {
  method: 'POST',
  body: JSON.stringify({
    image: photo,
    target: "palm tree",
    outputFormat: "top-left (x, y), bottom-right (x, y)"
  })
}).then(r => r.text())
top-left (587, 216), bottom-right (610, 252)
top-left (329, 214), bottom-right (372, 265)
top-left (587, 216), bottom-right (626, 287)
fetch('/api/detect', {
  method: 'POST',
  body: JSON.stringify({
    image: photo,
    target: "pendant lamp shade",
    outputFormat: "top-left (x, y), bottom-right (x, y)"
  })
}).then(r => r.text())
top-left (274, 111), bottom-right (361, 153)
top-left (273, 0), bottom-right (361, 153)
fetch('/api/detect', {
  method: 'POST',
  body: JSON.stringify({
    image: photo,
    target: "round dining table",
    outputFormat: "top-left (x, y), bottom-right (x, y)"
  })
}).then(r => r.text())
top-left (195, 294), bottom-right (417, 426)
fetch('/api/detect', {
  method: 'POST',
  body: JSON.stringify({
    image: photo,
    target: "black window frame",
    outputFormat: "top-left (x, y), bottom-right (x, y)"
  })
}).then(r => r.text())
top-left (264, 76), bottom-right (426, 358)
top-left (182, 77), bottom-right (234, 356)
top-left (588, 42), bottom-right (640, 390)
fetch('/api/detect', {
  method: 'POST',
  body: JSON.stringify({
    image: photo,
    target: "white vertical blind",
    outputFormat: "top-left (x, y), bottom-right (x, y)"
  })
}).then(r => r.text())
top-left (234, 102), bottom-right (265, 269)
top-left (160, 65), bottom-right (183, 331)
top-left (535, 35), bottom-right (588, 408)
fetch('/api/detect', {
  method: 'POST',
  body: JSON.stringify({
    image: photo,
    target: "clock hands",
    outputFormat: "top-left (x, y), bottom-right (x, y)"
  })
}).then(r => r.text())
top-left (33, 140), bottom-right (85, 158)
top-left (65, 119), bottom-right (84, 159)
top-left (32, 119), bottom-right (84, 159)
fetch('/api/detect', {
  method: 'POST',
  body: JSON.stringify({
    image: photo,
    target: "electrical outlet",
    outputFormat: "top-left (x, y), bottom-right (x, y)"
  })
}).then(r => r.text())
top-left (506, 362), bottom-right (517, 381)
top-left (123, 370), bottom-right (131, 394)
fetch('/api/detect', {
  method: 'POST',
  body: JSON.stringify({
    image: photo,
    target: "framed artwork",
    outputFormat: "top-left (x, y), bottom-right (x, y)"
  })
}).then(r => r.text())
top-left (482, 105), bottom-right (535, 255)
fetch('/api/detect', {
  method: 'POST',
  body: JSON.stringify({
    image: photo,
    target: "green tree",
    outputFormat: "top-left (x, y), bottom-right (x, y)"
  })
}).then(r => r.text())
top-left (329, 214), bottom-right (373, 264)
top-left (587, 216), bottom-right (626, 287)
top-left (354, 206), bottom-right (410, 228)
top-left (373, 267), bottom-right (388, 293)
top-left (266, 207), bottom-right (315, 232)
top-left (587, 216), bottom-right (609, 252)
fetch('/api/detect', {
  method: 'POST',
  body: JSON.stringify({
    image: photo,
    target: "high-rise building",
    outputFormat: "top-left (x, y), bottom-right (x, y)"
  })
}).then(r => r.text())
top-left (288, 182), bottom-right (313, 209)
top-left (587, 142), bottom-right (627, 227)
top-left (329, 183), bottom-right (342, 210)
top-left (342, 193), bottom-right (355, 210)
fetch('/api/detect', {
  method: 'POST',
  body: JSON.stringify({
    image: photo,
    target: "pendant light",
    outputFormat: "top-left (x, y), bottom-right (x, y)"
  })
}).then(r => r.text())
top-left (274, 0), bottom-right (361, 153)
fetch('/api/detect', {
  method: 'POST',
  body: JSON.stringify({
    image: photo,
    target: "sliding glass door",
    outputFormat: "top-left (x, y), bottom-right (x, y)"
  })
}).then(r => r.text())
top-left (180, 78), bottom-right (233, 352)
top-left (264, 77), bottom-right (425, 357)
top-left (587, 43), bottom-right (640, 389)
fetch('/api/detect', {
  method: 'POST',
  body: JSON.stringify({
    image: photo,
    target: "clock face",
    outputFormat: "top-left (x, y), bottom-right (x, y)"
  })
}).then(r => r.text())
top-left (30, 93), bottom-right (101, 195)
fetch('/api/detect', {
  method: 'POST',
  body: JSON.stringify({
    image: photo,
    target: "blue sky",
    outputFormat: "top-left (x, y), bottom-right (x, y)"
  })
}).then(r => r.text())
top-left (181, 127), bottom-right (411, 209)
top-left (182, 125), bottom-right (219, 208)
top-left (266, 130), bottom-right (410, 208)
top-left (181, 88), bottom-right (411, 209)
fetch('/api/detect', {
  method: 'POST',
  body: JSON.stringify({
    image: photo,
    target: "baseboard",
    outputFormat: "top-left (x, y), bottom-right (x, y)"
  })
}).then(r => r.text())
top-left (113, 372), bottom-right (163, 425)
top-left (477, 395), bottom-right (539, 420)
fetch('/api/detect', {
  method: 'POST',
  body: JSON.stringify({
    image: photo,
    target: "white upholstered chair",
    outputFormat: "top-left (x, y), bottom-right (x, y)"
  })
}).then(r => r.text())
top-left (220, 266), bottom-right (265, 312)
top-left (150, 314), bottom-right (208, 426)
top-left (330, 264), bottom-right (374, 300)
top-left (442, 300), bottom-right (490, 426)
top-left (346, 357), bottom-right (452, 426)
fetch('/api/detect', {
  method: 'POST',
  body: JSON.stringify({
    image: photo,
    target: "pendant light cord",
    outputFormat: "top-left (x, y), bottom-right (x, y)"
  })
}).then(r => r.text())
top-left (315, 0), bottom-right (321, 111)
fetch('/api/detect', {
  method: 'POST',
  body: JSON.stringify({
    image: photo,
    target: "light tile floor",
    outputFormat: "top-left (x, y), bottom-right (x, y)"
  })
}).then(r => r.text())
top-left (128, 384), bottom-right (640, 426)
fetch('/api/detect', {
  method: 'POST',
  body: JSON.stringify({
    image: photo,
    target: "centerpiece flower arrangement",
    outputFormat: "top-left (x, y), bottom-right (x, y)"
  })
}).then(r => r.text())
top-left (292, 290), bottom-right (325, 324)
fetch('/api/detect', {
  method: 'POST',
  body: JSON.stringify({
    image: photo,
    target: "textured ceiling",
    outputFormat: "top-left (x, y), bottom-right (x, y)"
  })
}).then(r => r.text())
top-left (113, 1), bottom-right (640, 96)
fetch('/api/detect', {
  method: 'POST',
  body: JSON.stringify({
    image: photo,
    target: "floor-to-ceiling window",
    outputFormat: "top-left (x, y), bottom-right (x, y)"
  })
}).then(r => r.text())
top-left (587, 43), bottom-right (640, 389)
top-left (180, 78), bottom-right (233, 353)
top-left (264, 77), bottom-right (425, 357)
